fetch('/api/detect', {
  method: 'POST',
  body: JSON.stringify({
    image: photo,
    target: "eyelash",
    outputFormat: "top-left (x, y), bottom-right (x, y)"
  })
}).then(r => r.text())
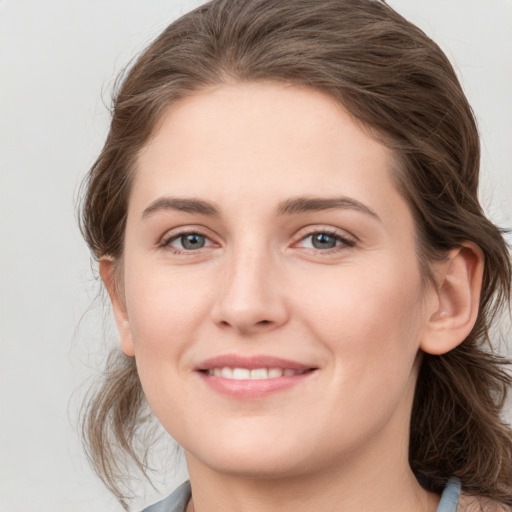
top-left (294, 229), bottom-right (356, 253)
top-left (160, 228), bottom-right (356, 255)
top-left (160, 230), bottom-right (215, 255)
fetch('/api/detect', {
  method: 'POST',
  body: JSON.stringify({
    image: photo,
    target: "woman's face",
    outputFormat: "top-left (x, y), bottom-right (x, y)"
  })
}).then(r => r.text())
top-left (112, 82), bottom-right (437, 479)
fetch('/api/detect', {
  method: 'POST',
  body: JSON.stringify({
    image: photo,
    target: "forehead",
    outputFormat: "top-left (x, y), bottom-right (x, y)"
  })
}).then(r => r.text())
top-left (138, 81), bottom-right (389, 170)
top-left (132, 82), bottom-right (410, 228)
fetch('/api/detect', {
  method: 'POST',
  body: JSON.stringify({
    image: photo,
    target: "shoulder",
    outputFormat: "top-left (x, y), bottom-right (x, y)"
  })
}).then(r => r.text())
top-left (435, 478), bottom-right (511, 512)
top-left (458, 493), bottom-right (511, 512)
top-left (141, 481), bottom-right (191, 512)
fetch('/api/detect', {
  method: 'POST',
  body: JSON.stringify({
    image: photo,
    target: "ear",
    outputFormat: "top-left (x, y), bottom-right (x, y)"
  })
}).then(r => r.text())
top-left (420, 243), bottom-right (484, 355)
top-left (99, 258), bottom-right (135, 357)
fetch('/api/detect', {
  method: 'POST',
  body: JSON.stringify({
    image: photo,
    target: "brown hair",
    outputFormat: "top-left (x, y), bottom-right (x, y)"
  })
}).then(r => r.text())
top-left (79, 0), bottom-right (512, 506)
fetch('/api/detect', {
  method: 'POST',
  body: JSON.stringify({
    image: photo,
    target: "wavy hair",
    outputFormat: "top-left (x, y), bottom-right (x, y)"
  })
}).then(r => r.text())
top-left (79, 0), bottom-right (512, 507)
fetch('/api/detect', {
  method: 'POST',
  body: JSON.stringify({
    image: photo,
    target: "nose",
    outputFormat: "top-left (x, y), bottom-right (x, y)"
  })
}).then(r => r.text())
top-left (211, 250), bottom-right (289, 336)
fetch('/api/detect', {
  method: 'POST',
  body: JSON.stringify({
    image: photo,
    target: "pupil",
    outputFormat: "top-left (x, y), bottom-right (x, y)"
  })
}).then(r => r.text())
top-left (182, 234), bottom-right (205, 249)
top-left (312, 233), bottom-right (336, 249)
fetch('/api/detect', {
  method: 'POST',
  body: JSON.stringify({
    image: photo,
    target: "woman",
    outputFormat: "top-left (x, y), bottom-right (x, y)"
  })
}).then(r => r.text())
top-left (79, 0), bottom-right (512, 510)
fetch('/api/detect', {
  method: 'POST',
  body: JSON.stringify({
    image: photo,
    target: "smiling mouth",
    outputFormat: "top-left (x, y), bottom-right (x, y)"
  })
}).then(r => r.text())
top-left (196, 355), bottom-right (318, 396)
top-left (200, 367), bottom-right (314, 379)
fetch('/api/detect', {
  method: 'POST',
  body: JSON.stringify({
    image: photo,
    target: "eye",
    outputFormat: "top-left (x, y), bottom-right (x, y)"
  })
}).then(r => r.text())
top-left (162, 231), bottom-right (214, 252)
top-left (306, 232), bottom-right (339, 249)
top-left (295, 230), bottom-right (356, 252)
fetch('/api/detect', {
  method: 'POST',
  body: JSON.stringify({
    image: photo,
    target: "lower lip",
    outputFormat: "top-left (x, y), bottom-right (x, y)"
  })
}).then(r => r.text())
top-left (197, 370), bottom-right (317, 398)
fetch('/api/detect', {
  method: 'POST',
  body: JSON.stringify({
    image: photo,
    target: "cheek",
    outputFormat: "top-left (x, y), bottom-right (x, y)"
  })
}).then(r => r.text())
top-left (294, 258), bottom-right (426, 442)
top-left (298, 256), bottom-right (425, 371)
top-left (123, 260), bottom-right (214, 357)
top-left (122, 264), bottom-right (213, 425)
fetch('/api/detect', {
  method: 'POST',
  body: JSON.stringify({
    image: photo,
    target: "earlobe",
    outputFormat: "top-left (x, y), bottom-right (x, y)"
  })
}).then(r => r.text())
top-left (420, 243), bottom-right (484, 355)
top-left (99, 258), bottom-right (136, 357)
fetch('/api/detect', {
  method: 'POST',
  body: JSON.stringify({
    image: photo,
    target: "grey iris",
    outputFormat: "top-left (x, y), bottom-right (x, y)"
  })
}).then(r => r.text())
top-left (182, 233), bottom-right (205, 249)
top-left (312, 233), bottom-right (337, 249)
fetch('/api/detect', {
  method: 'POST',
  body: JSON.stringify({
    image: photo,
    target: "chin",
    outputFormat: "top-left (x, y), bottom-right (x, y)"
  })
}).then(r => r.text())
top-left (183, 430), bottom-right (315, 479)
top-left (196, 453), bottom-right (308, 480)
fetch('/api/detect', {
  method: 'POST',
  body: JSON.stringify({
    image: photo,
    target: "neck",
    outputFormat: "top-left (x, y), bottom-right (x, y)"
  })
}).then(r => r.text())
top-left (184, 432), bottom-right (439, 512)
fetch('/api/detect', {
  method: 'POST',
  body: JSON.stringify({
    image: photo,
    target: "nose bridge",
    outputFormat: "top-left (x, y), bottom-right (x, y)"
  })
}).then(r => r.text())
top-left (228, 249), bottom-right (270, 302)
top-left (212, 237), bottom-right (288, 333)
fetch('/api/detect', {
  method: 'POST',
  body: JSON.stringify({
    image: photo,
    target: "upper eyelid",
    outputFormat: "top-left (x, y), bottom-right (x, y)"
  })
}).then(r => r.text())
top-left (159, 225), bottom-right (356, 250)
top-left (160, 231), bottom-right (217, 255)
top-left (292, 232), bottom-right (356, 251)
top-left (292, 225), bottom-right (358, 243)
top-left (160, 226), bottom-right (216, 245)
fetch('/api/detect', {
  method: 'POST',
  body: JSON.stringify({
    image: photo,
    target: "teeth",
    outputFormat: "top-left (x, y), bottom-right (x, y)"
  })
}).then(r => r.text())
top-left (206, 367), bottom-right (306, 380)
top-left (221, 367), bottom-right (233, 379)
top-left (251, 368), bottom-right (270, 379)
top-left (268, 367), bottom-right (283, 378)
top-left (233, 368), bottom-right (251, 380)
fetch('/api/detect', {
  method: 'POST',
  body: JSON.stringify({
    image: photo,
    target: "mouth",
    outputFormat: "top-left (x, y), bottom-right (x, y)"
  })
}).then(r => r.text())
top-left (200, 367), bottom-right (313, 379)
top-left (195, 354), bottom-right (318, 397)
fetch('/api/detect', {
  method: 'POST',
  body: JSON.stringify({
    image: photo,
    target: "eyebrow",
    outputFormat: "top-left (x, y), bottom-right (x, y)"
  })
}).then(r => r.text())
top-left (142, 197), bottom-right (220, 219)
top-left (142, 195), bottom-right (380, 221)
top-left (276, 196), bottom-right (380, 220)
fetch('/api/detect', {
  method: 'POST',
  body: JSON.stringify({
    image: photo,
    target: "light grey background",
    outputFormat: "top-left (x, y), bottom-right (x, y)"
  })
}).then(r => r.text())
top-left (1, 1), bottom-right (511, 511)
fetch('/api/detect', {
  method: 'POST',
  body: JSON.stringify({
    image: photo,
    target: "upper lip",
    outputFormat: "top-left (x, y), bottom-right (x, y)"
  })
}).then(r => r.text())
top-left (196, 354), bottom-right (316, 371)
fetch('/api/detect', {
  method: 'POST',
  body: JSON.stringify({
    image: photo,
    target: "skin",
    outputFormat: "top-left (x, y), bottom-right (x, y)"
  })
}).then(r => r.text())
top-left (102, 82), bottom-right (483, 512)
